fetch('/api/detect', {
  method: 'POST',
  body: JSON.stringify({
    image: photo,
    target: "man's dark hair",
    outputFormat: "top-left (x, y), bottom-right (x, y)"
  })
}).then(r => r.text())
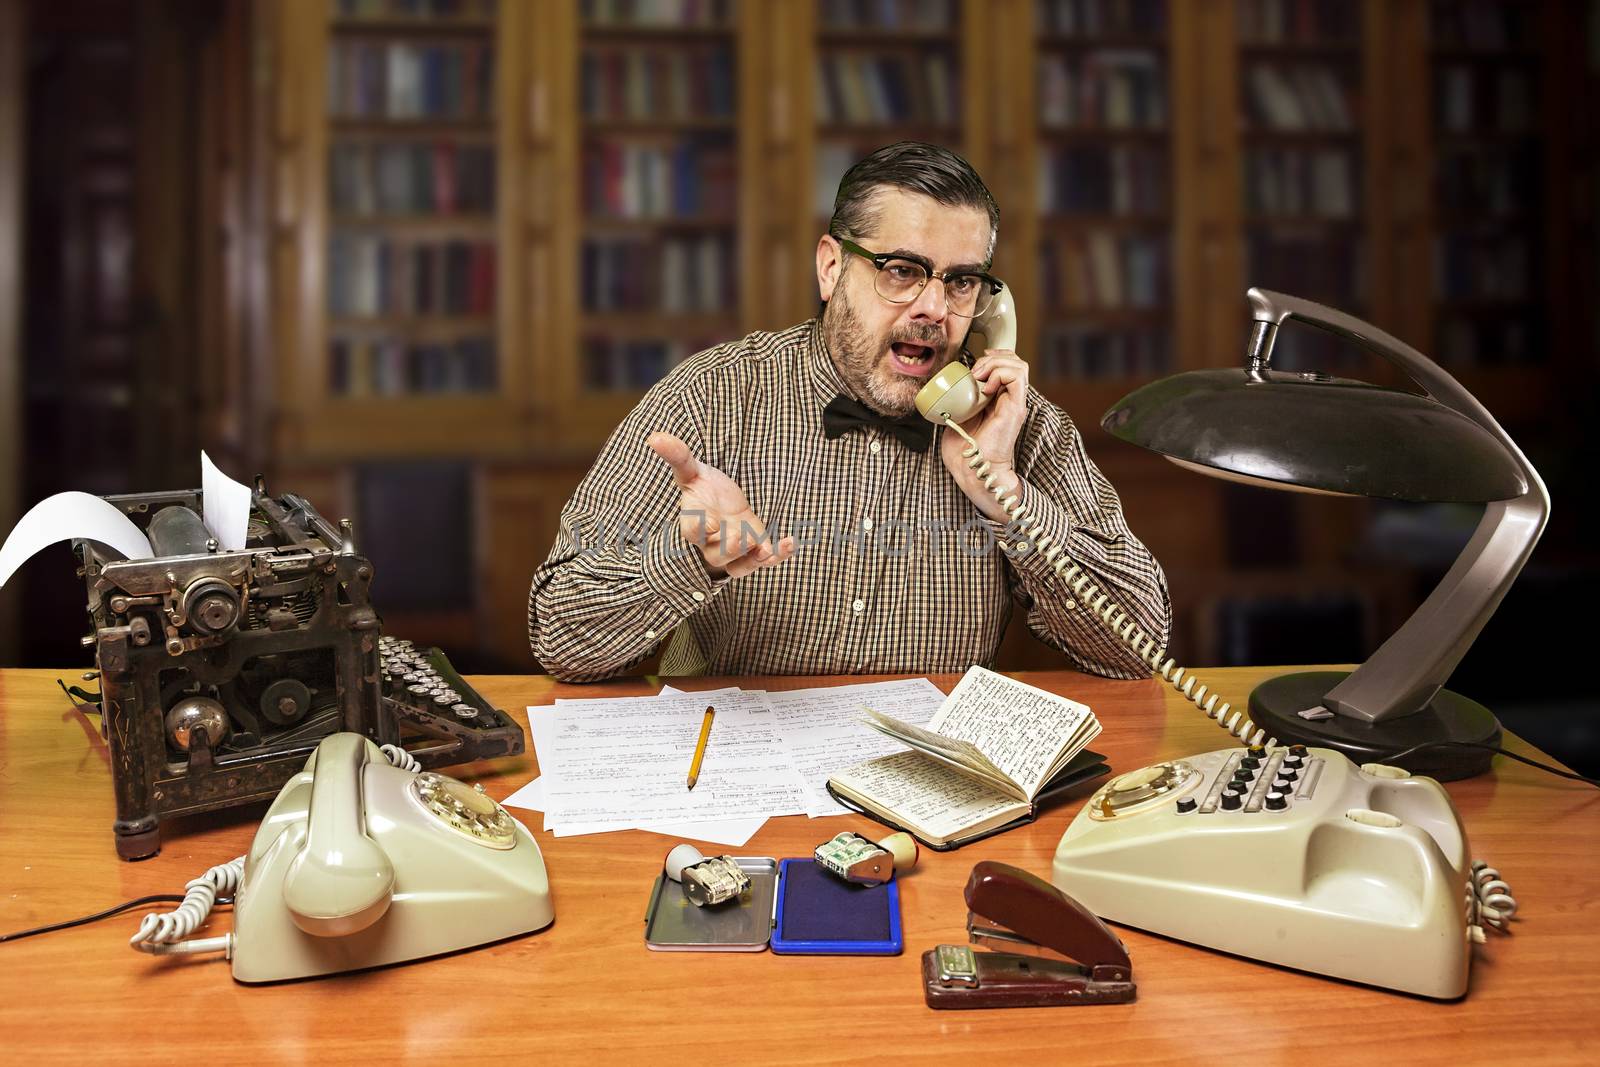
top-left (827, 141), bottom-right (1000, 265)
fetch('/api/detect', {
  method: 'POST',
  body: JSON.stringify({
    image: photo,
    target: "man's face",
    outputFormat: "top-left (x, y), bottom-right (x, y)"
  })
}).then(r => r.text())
top-left (817, 188), bottom-right (992, 415)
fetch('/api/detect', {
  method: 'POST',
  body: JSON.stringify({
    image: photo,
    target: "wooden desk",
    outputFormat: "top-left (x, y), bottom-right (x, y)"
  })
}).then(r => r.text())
top-left (2, 667), bottom-right (1597, 1064)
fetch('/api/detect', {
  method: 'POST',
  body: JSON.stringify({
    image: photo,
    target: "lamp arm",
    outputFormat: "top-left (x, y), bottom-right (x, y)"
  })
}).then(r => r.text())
top-left (1245, 288), bottom-right (1551, 723)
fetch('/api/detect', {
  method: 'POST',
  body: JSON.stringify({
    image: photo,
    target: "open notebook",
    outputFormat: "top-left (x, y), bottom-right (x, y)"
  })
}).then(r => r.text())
top-left (826, 666), bottom-right (1107, 848)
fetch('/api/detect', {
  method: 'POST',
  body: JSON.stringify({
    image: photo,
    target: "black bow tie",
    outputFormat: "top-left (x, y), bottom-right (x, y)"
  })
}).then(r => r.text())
top-left (822, 394), bottom-right (935, 453)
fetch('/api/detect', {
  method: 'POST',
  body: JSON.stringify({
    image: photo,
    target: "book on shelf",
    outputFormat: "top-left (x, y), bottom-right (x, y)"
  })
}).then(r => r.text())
top-left (817, 52), bottom-right (959, 126)
top-left (1244, 62), bottom-right (1354, 131)
top-left (584, 138), bottom-right (737, 219)
top-left (328, 39), bottom-right (495, 122)
top-left (330, 140), bottom-right (495, 217)
top-left (1038, 0), bottom-right (1167, 37)
top-left (819, 0), bottom-right (955, 32)
top-left (1038, 50), bottom-right (1167, 129)
top-left (580, 44), bottom-right (735, 122)
top-left (1041, 230), bottom-right (1167, 310)
top-left (1039, 143), bottom-right (1168, 216)
top-left (581, 0), bottom-right (732, 29)
top-left (825, 666), bottom-right (1108, 849)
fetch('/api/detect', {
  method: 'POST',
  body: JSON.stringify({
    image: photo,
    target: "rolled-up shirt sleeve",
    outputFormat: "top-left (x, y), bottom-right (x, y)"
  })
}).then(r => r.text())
top-left (983, 392), bottom-right (1171, 679)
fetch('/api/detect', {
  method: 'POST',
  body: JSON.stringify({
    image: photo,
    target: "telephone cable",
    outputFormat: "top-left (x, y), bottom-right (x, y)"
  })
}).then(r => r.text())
top-left (1470, 860), bottom-right (1517, 940)
top-left (128, 742), bottom-right (423, 959)
top-left (945, 419), bottom-right (1273, 747)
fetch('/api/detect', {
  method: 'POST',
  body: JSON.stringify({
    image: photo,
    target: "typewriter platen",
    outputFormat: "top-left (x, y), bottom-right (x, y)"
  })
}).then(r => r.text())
top-left (79, 484), bottom-right (523, 860)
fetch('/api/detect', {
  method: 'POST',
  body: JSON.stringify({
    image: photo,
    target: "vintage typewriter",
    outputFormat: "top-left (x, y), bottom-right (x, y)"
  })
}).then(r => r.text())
top-left (75, 483), bottom-right (522, 859)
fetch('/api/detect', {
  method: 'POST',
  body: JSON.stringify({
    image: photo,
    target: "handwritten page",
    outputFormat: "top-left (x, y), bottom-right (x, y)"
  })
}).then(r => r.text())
top-left (507, 699), bottom-right (766, 846)
top-left (829, 750), bottom-right (1025, 844)
top-left (931, 666), bottom-right (1096, 797)
top-left (861, 709), bottom-right (1014, 795)
top-left (765, 678), bottom-right (947, 816)
top-left (541, 689), bottom-right (808, 832)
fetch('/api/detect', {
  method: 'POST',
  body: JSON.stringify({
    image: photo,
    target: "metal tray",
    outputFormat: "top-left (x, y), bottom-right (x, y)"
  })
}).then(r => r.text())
top-left (643, 856), bottom-right (779, 952)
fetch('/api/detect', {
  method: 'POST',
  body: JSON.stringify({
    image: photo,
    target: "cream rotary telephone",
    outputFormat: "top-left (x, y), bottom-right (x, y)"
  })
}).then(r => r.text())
top-left (129, 733), bottom-right (553, 983)
top-left (918, 288), bottom-right (1278, 749)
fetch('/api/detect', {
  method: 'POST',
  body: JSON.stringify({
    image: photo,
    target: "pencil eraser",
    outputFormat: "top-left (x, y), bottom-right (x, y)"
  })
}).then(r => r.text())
top-left (664, 843), bottom-right (705, 883)
top-left (879, 832), bottom-right (919, 872)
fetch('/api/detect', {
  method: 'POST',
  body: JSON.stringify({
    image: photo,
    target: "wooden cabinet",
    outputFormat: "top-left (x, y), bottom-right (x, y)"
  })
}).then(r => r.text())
top-left (260, 0), bottom-right (1582, 671)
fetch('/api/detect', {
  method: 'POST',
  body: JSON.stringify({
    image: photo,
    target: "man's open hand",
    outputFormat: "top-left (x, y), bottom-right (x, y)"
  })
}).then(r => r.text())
top-left (647, 432), bottom-right (797, 579)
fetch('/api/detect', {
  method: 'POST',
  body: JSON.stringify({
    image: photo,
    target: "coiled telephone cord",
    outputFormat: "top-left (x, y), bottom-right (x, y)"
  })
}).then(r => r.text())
top-left (1470, 860), bottom-right (1517, 942)
top-left (127, 743), bottom-right (422, 958)
top-left (946, 420), bottom-right (1274, 748)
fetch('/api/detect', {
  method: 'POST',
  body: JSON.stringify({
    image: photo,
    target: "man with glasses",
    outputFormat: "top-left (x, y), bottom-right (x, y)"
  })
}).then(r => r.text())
top-left (529, 141), bottom-right (1169, 682)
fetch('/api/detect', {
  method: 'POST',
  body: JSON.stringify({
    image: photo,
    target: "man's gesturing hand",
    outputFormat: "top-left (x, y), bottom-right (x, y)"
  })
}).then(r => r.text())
top-left (647, 432), bottom-right (797, 579)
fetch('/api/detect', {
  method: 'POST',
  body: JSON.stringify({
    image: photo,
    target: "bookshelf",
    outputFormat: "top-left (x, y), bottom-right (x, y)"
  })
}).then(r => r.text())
top-left (813, 0), bottom-right (967, 228)
top-left (1234, 0), bottom-right (1369, 372)
top-left (1032, 0), bottom-right (1176, 416)
top-left (254, 0), bottom-right (1586, 673)
top-left (273, 0), bottom-right (534, 458)
top-left (577, 0), bottom-right (741, 396)
top-left (1427, 0), bottom-right (1544, 376)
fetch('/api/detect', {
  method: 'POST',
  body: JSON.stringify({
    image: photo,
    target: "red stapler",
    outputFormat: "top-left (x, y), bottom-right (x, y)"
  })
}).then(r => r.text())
top-left (922, 861), bottom-right (1135, 1009)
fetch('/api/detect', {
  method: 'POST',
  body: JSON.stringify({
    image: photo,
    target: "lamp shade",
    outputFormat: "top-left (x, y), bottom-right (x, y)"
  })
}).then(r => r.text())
top-left (1101, 369), bottom-right (1529, 503)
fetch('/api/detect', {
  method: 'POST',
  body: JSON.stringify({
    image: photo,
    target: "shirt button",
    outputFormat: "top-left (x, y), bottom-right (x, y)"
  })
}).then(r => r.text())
top-left (861, 517), bottom-right (874, 532)
top-left (1012, 541), bottom-right (1028, 555)
top-left (1064, 600), bottom-right (1076, 611)
top-left (869, 440), bottom-right (882, 455)
top-left (644, 629), bottom-right (657, 640)
top-left (851, 598), bottom-right (865, 614)
top-left (691, 591), bottom-right (706, 603)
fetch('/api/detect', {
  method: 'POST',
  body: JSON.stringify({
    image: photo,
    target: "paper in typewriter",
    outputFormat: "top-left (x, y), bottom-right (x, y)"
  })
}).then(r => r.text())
top-left (540, 689), bottom-right (809, 832)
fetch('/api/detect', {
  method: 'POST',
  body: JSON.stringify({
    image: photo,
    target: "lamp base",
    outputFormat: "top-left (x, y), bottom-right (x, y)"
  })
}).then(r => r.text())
top-left (1247, 671), bottom-right (1502, 782)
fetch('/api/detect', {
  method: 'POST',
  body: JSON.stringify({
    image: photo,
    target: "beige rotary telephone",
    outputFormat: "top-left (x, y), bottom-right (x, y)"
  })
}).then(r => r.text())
top-left (130, 733), bottom-right (553, 983)
top-left (919, 287), bottom-right (1276, 748)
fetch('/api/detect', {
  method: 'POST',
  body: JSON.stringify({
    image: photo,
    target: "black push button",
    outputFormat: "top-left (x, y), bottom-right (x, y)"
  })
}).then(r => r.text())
top-left (1220, 790), bottom-right (1244, 811)
top-left (1265, 792), bottom-right (1288, 810)
top-left (1176, 798), bottom-right (1197, 814)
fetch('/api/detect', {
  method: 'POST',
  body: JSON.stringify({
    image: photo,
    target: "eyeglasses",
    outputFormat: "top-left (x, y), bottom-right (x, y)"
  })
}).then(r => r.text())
top-left (836, 237), bottom-right (1002, 319)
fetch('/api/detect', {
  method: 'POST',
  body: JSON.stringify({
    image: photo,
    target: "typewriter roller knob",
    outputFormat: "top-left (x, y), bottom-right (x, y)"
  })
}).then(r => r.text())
top-left (182, 577), bottom-right (241, 636)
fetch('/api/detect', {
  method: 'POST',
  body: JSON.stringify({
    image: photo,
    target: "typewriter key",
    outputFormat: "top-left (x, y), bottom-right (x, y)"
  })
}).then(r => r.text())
top-left (407, 683), bottom-right (431, 696)
top-left (452, 703), bottom-right (478, 719)
top-left (433, 693), bottom-right (455, 705)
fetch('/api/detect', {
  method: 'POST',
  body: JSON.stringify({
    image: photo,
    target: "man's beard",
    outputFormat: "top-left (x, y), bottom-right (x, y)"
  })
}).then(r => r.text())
top-left (821, 280), bottom-right (953, 416)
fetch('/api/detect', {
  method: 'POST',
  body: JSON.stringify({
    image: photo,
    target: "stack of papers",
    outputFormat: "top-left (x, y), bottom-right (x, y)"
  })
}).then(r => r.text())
top-left (502, 679), bottom-right (948, 847)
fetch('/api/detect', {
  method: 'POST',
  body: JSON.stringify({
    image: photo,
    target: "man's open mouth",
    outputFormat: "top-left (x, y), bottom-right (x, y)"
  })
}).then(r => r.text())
top-left (888, 342), bottom-right (937, 376)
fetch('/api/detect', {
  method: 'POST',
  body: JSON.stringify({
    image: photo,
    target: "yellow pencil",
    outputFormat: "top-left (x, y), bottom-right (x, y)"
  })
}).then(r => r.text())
top-left (687, 705), bottom-right (715, 791)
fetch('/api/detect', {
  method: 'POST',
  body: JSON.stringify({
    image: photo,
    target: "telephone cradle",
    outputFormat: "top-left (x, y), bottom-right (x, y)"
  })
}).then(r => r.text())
top-left (131, 733), bottom-right (553, 983)
top-left (1051, 746), bottom-right (1515, 999)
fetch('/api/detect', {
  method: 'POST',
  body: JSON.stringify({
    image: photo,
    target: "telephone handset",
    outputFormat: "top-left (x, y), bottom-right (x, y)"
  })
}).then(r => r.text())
top-left (130, 733), bottom-right (554, 983)
top-left (914, 285), bottom-right (1019, 426)
top-left (917, 283), bottom-right (1273, 748)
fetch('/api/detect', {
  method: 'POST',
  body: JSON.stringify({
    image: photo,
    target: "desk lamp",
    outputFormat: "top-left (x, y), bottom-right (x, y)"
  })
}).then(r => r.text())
top-left (1101, 289), bottom-right (1549, 780)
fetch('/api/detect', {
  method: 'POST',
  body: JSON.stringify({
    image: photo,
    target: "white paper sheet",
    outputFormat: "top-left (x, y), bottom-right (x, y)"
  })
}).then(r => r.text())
top-left (201, 451), bottom-right (252, 551)
top-left (541, 689), bottom-right (808, 832)
top-left (0, 491), bottom-right (153, 589)
top-left (765, 678), bottom-right (949, 816)
top-left (516, 684), bottom-right (767, 844)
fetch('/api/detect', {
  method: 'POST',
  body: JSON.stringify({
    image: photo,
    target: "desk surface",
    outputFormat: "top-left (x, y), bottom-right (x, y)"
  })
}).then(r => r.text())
top-left (2, 666), bottom-right (1597, 1064)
